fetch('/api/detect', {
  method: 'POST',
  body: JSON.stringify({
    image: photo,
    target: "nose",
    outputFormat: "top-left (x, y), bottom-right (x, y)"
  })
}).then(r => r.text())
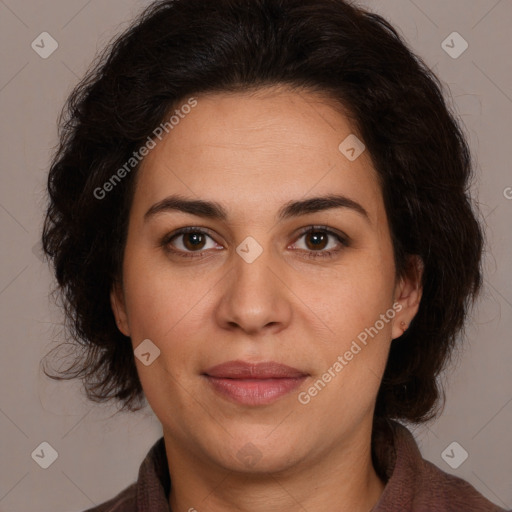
top-left (214, 246), bottom-right (293, 336)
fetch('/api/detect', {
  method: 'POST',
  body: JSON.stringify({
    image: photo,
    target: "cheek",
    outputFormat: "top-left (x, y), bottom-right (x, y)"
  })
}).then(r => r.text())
top-left (311, 252), bottom-right (395, 395)
top-left (314, 258), bottom-right (395, 339)
top-left (121, 250), bottom-right (177, 338)
top-left (122, 250), bottom-right (220, 361)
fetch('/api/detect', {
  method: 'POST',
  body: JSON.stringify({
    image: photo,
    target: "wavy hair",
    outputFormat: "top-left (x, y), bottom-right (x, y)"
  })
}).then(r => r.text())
top-left (42, 0), bottom-right (484, 422)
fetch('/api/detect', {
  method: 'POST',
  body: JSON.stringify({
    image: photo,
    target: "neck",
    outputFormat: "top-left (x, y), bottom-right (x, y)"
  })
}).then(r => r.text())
top-left (165, 421), bottom-right (386, 512)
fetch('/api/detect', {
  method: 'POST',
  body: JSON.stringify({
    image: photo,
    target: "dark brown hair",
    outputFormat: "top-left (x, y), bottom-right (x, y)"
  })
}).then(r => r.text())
top-left (41, 0), bottom-right (484, 423)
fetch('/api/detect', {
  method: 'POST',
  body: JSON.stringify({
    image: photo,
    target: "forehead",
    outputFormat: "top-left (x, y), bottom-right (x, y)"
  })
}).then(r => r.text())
top-left (131, 86), bottom-right (383, 225)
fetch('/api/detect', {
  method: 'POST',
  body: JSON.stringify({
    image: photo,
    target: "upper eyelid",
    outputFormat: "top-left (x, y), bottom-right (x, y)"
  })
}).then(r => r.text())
top-left (166, 225), bottom-right (348, 249)
top-left (291, 226), bottom-right (348, 247)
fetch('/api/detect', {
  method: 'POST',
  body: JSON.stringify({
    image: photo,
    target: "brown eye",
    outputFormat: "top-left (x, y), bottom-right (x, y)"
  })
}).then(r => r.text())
top-left (291, 226), bottom-right (350, 260)
top-left (304, 230), bottom-right (329, 251)
top-left (161, 227), bottom-right (220, 258)
top-left (161, 225), bottom-right (349, 261)
top-left (181, 232), bottom-right (208, 251)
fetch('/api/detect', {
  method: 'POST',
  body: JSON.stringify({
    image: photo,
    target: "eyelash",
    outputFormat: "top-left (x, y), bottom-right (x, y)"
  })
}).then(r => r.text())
top-left (159, 226), bottom-right (350, 260)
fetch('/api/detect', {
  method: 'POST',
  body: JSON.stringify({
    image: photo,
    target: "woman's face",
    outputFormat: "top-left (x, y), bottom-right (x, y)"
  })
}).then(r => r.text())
top-left (111, 86), bottom-right (421, 474)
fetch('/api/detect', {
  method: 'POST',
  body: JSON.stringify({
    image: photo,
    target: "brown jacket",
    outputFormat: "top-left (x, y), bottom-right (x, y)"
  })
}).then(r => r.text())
top-left (83, 420), bottom-right (509, 511)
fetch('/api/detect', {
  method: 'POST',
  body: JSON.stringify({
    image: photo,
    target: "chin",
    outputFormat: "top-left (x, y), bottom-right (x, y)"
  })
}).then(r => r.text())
top-left (208, 429), bottom-right (306, 474)
top-left (223, 449), bottom-right (301, 475)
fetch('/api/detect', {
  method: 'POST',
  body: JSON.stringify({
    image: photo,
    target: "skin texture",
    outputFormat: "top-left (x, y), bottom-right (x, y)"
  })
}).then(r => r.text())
top-left (110, 85), bottom-right (423, 512)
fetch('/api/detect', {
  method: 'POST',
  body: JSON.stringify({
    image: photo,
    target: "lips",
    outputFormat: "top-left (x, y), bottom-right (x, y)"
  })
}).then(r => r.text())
top-left (203, 360), bottom-right (309, 406)
top-left (203, 360), bottom-right (308, 379)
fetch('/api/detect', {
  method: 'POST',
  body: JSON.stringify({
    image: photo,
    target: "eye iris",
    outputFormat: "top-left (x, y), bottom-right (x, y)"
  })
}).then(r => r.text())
top-left (183, 233), bottom-right (206, 251)
top-left (175, 229), bottom-right (334, 254)
top-left (306, 231), bottom-right (328, 251)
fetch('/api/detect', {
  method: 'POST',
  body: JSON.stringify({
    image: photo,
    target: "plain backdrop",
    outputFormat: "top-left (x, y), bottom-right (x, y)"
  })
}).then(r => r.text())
top-left (0, 0), bottom-right (511, 511)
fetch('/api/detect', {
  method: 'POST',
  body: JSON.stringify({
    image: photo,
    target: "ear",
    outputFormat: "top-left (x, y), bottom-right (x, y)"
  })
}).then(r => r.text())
top-left (391, 254), bottom-right (423, 340)
top-left (110, 279), bottom-right (131, 337)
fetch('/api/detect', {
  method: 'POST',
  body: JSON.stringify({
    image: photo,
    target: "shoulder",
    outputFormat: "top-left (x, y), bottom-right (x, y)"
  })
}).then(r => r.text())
top-left (373, 420), bottom-right (509, 511)
top-left (81, 483), bottom-right (137, 512)
top-left (418, 457), bottom-right (507, 511)
top-left (84, 484), bottom-right (137, 512)
top-left (78, 436), bottom-right (169, 512)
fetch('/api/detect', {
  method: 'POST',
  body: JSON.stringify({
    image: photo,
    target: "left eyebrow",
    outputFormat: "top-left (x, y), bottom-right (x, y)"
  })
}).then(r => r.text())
top-left (144, 193), bottom-right (371, 224)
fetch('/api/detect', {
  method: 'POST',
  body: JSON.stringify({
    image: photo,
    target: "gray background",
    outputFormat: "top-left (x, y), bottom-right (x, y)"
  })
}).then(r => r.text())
top-left (0, 0), bottom-right (511, 510)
